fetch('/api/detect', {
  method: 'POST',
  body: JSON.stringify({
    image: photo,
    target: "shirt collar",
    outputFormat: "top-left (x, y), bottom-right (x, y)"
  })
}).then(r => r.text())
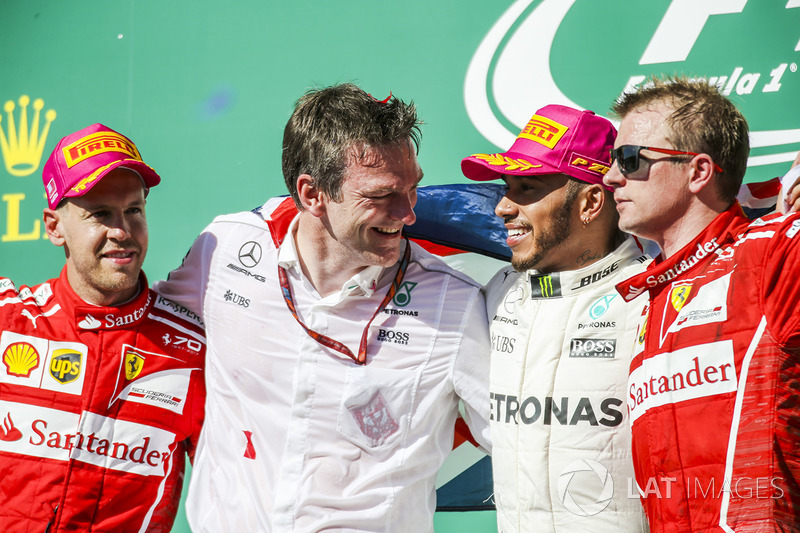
top-left (277, 216), bottom-right (384, 298)
top-left (524, 236), bottom-right (647, 299)
top-left (55, 266), bottom-right (153, 330)
top-left (615, 202), bottom-right (748, 302)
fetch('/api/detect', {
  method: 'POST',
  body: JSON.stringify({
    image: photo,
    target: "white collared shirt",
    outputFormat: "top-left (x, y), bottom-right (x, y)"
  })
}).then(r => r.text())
top-left (155, 199), bottom-right (491, 532)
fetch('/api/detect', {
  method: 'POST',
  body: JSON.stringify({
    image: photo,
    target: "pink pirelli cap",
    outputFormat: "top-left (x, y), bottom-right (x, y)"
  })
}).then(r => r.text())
top-left (42, 123), bottom-right (161, 209)
top-left (461, 105), bottom-right (617, 190)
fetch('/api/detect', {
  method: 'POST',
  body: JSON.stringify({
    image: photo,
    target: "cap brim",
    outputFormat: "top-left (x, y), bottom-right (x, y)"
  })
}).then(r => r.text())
top-left (461, 151), bottom-right (561, 181)
top-left (63, 159), bottom-right (161, 199)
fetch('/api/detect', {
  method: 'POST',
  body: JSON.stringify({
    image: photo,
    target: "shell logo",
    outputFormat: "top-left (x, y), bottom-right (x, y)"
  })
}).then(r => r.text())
top-left (3, 341), bottom-right (40, 377)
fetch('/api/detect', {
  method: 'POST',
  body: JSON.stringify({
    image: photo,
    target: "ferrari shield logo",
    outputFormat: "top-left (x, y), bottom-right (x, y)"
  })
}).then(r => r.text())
top-left (637, 317), bottom-right (648, 346)
top-left (670, 285), bottom-right (692, 312)
top-left (124, 350), bottom-right (145, 380)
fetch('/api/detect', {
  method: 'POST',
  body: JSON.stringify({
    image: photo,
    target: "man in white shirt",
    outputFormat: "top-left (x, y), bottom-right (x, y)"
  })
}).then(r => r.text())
top-left (155, 83), bottom-right (491, 532)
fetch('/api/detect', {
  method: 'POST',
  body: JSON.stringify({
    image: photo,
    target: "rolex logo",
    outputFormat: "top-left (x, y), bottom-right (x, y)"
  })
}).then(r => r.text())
top-left (0, 95), bottom-right (57, 177)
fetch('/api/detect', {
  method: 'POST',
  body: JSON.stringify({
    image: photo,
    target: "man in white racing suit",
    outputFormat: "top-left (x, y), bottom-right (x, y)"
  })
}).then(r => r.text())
top-left (462, 105), bottom-right (650, 532)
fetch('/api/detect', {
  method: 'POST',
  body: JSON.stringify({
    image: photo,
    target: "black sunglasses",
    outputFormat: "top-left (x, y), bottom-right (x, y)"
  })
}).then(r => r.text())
top-left (610, 145), bottom-right (724, 176)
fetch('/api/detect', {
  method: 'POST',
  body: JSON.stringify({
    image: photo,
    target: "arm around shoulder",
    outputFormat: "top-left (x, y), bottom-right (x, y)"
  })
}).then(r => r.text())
top-left (450, 287), bottom-right (492, 453)
top-left (152, 228), bottom-right (219, 319)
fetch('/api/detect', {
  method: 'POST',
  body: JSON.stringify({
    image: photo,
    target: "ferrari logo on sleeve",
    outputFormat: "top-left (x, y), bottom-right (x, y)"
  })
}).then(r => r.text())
top-left (125, 350), bottom-right (145, 380)
top-left (670, 284), bottom-right (692, 312)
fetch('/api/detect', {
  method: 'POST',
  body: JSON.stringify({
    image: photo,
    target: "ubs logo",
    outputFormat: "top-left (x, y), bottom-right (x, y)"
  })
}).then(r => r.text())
top-left (491, 333), bottom-right (516, 354)
top-left (238, 241), bottom-right (262, 268)
top-left (224, 290), bottom-right (250, 308)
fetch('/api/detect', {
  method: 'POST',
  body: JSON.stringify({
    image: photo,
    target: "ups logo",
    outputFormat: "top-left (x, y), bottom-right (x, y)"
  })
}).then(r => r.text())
top-left (50, 348), bottom-right (82, 384)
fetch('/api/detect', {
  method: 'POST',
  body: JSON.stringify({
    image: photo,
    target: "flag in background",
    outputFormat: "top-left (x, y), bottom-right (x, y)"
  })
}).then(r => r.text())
top-left (409, 183), bottom-right (508, 512)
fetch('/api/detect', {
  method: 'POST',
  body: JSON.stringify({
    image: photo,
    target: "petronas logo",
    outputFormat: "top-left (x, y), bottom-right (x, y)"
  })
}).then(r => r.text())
top-left (392, 282), bottom-right (417, 307)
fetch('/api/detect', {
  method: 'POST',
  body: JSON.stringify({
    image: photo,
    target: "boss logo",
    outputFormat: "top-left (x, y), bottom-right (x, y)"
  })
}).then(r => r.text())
top-left (569, 338), bottom-right (616, 359)
top-left (376, 329), bottom-right (409, 345)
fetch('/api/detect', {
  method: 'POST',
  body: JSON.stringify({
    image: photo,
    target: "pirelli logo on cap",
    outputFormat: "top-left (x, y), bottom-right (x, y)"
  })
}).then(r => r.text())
top-left (62, 131), bottom-right (142, 168)
top-left (518, 115), bottom-right (568, 149)
top-left (569, 153), bottom-right (611, 176)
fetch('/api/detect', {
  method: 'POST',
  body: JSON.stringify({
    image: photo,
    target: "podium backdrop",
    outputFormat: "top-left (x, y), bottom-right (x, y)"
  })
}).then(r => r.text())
top-left (2, 1), bottom-right (798, 531)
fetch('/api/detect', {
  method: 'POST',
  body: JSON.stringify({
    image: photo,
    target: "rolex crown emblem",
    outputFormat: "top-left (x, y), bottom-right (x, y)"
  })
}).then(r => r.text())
top-left (0, 95), bottom-right (57, 177)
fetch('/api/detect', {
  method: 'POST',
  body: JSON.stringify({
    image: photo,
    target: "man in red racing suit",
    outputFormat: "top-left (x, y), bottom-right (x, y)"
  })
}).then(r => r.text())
top-left (616, 205), bottom-right (800, 531)
top-left (0, 272), bottom-right (205, 532)
top-left (0, 123), bottom-right (205, 532)
top-left (605, 75), bottom-right (800, 532)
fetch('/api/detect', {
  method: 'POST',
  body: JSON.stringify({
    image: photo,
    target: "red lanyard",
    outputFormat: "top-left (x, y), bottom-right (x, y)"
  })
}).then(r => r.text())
top-left (278, 239), bottom-right (411, 365)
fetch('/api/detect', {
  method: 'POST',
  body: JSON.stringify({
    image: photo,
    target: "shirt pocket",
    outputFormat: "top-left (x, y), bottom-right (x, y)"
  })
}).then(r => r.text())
top-left (336, 366), bottom-right (418, 450)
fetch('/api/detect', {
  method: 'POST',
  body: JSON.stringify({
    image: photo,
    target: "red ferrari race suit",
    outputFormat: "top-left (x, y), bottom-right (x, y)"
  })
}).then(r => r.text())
top-left (0, 268), bottom-right (205, 532)
top-left (616, 203), bottom-right (800, 532)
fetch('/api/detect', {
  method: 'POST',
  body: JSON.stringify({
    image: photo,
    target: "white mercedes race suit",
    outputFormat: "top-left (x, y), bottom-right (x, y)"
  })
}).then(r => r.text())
top-left (484, 237), bottom-right (650, 533)
top-left (154, 197), bottom-right (491, 533)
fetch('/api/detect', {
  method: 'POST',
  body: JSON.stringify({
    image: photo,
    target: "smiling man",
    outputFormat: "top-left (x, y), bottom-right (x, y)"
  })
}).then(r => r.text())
top-left (155, 84), bottom-right (491, 532)
top-left (0, 124), bottom-right (206, 532)
top-left (604, 75), bottom-right (800, 533)
top-left (462, 105), bottom-right (650, 532)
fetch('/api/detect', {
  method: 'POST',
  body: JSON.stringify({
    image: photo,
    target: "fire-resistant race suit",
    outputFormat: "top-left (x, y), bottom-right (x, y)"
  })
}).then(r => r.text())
top-left (485, 236), bottom-right (651, 532)
top-left (0, 268), bottom-right (206, 532)
top-left (153, 197), bottom-right (491, 533)
top-left (616, 203), bottom-right (800, 532)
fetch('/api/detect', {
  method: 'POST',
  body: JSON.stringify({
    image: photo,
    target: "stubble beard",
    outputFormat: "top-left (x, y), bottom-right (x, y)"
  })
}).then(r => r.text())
top-left (510, 195), bottom-right (575, 273)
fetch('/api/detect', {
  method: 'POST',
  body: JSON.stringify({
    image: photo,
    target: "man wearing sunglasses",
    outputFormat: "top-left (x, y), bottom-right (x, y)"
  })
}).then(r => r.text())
top-left (604, 75), bottom-right (800, 532)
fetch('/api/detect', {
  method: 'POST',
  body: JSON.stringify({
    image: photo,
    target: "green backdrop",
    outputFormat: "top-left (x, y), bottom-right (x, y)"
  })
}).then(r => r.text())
top-left (2, 1), bottom-right (798, 531)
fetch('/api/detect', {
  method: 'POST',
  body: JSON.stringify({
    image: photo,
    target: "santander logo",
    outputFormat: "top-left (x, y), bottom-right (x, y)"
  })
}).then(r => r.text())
top-left (628, 340), bottom-right (737, 423)
top-left (465, 0), bottom-right (800, 171)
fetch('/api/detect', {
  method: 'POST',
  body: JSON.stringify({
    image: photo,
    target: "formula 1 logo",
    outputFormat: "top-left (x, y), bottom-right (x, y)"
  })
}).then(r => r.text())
top-left (465, 0), bottom-right (800, 182)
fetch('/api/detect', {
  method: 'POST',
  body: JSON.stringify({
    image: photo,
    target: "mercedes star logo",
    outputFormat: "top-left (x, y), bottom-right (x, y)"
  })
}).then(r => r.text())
top-left (238, 241), bottom-right (263, 268)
